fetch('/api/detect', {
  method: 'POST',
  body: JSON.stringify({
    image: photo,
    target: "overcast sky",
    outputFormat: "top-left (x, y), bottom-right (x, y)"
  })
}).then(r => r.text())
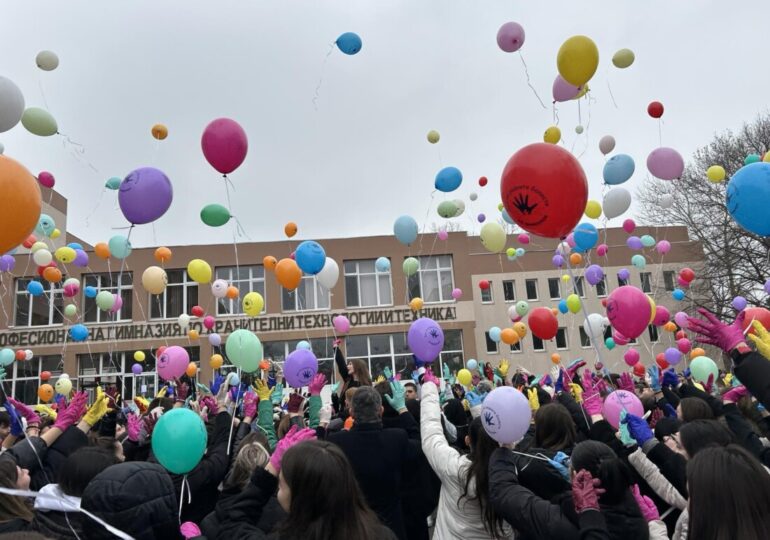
top-left (2, 0), bottom-right (768, 249)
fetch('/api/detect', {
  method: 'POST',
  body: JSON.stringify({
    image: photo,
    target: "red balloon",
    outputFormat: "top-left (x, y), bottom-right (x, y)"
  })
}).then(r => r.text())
top-left (15, 350), bottom-right (25, 361)
top-left (633, 363), bottom-right (646, 377)
top-left (647, 101), bottom-right (664, 119)
top-left (191, 305), bottom-right (204, 317)
top-left (478, 176), bottom-right (488, 187)
top-left (742, 307), bottom-right (770, 335)
top-left (478, 279), bottom-right (490, 290)
top-left (655, 354), bottom-right (669, 370)
top-left (528, 307), bottom-right (558, 340)
top-left (23, 235), bottom-right (37, 249)
top-left (40, 370), bottom-right (51, 381)
top-left (501, 143), bottom-right (588, 238)
top-left (679, 268), bottom-right (695, 283)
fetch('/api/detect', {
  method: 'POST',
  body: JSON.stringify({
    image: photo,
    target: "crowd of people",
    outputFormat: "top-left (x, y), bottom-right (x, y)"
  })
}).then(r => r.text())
top-left (1, 308), bottom-right (770, 539)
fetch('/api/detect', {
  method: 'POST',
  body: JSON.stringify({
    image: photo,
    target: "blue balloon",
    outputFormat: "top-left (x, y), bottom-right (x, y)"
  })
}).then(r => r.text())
top-left (573, 222), bottom-right (599, 251)
top-left (27, 281), bottom-right (44, 296)
top-left (108, 235), bottom-right (132, 259)
top-left (489, 326), bottom-right (502, 342)
top-left (84, 286), bottom-right (98, 298)
top-left (35, 213), bottom-right (55, 236)
top-left (297, 340), bottom-right (312, 351)
top-left (375, 257), bottom-right (391, 272)
top-left (515, 248), bottom-right (525, 257)
top-left (295, 241), bottom-right (326, 275)
top-left (69, 324), bottom-right (89, 342)
top-left (558, 299), bottom-right (569, 314)
top-left (602, 154), bottom-right (635, 185)
top-left (502, 209), bottom-right (515, 225)
top-left (466, 359), bottom-right (478, 370)
top-left (672, 289), bottom-right (685, 301)
top-left (336, 32), bottom-right (362, 55)
top-left (393, 215), bottom-right (418, 245)
top-left (726, 162), bottom-right (770, 236)
top-left (66, 242), bottom-right (83, 250)
top-left (0, 348), bottom-right (15, 367)
top-left (434, 167), bottom-right (463, 192)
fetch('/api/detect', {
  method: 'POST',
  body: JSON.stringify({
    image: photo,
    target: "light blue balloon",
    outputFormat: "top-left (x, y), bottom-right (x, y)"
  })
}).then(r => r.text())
top-left (467, 359), bottom-right (478, 370)
top-left (640, 235), bottom-right (655, 248)
top-left (434, 166), bottom-right (463, 192)
top-left (35, 213), bottom-right (55, 236)
top-left (0, 348), bottom-right (15, 367)
top-left (489, 326), bottom-right (502, 342)
top-left (227, 372), bottom-right (240, 386)
top-left (336, 32), bottom-right (362, 55)
top-left (297, 340), bottom-right (312, 351)
top-left (573, 222), bottom-right (598, 251)
top-left (375, 257), bottom-right (391, 272)
top-left (393, 215), bottom-right (418, 246)
top-left (603, 154), bottom-right (635, 185)
top-left (631, 254), bottom-right (646, 269)
top-left (69, 324), bottom-right (89, 342)
top-left (108, 235), bottom-right (132, 259)
top-left (516, 248), bottom-right (525, 257)
top-left (27, 281), bottom-right (44, 296)
top-left (558, 299), bottom-right (568, 314)
top-left (295, 241), bottom-right (326, 275)
top-left (726, 162), bottom-right (770, 236)
top-left (672, 289), bottom-right (685, 301)
top-left (105, 177), bottom-right (122, 190)
top-left (66, 242), bottom-right (83, 250)
top-left (502, 209), bottom-right (515, 224)
top-left (84, 286), bottom-right (97, 298)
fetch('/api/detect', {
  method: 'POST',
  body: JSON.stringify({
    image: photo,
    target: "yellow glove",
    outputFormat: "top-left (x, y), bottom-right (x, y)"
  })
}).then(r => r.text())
top-left (133, 396), bottom-right (149, 414)
top-left (748, 320), bottom-right (770, 359)
top-left (569, 382), bottom-right (583, 404)
top-left (34, 404), bottom-right (57, 420)
top-left (374, 374), bottom-right (386, 384)
top-left (723, 373), bottom-right (733, 387)
top-left (693, 382), bottom-right (705, 392)
top-left (499, 360), bottom-right (510, 378)
top-left (155, 386), bottom-right (168, 399)
top-left (83, 387), bottom-right (109, 427)
top-left (255, 379), bottom-right (274, 402)
top-left (527, 388), bottom-right (540, 412)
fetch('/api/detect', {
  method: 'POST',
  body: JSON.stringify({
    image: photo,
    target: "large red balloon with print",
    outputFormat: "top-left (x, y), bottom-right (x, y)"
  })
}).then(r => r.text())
top-left (501, 143), bottom-right (588, 238)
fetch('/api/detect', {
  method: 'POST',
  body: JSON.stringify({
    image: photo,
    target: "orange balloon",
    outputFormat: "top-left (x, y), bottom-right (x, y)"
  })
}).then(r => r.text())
top-left (259, 359), bottom-right (270, 370)
top-left (188, 329), bottom-right (199, 340)
top-left (551, 353), bottom-right (561, 364)
top-left (263, 255), bottom-right (277, 271)
top-left (664, 321), bottom-right (677, 332)
top-left (569, 253), bottom-right (583, 266)
top-left (151, 124), bottom-right (168, 140)
top-left (501, 328), bottom-right (519, 345)
top-left (38, 383), bottom-right (54, 402)
top-left (276, 258), bottom-right (302, 290)
top-left (94, 242), bottom-right (110, 259)
top-left (284, 222), bottom-right (298, 238)
top-left (551, 307), bottom-right (559, 316)
top-left (0, 156), bottom-right (42, 255)
top-left (42, 266), bottom-right (62, 283)
top-left (226, 285), bottom-right (239, 299)
top-left (154, 246), bottom-right (172, 264)
top-left (209, 354), bottom-right (223, 369)
top-left (690, 347), bottom-right (706, 359)
top-left (513, 321), bottom-right (527, 338)
top-left (185, 362), bottom-right (198, 377)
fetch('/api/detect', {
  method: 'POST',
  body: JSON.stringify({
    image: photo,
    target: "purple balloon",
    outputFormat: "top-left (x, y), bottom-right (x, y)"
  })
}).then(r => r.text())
top-left (119, 167), bottom-right (173, 225)
top-left (765, 279), bottom-right (770, 294)
top-left (732, 296), bottom-right (748, 311)
top-left (408, 317), bottom-right (445, 364)
top-left (626, 236), bottom-right (643, 250)
top-left (585, 264), bottom-right (604, 286)
top-left (480, 386), bottom-right (531, 443)
top-left (477, 213), bottom-right (486, 223)
top-left (656, 240), bottom-right (671, 255)
top-left (617, 268), bottom-right (630, 281)
top-left (496, 22), bottom-right (525, 53)
top-left (72, 249), bottom-right (89, 267)
top-left (664, 347), bottom-right (682, 365)
top-left (109, 294), bottom-right (123, 314)
top-left (284, 348), bottom-right (318, 388)
top-left (647, 147), bottom-right (685, 180)
top-left (552, 254), bottom-right (564, 268)
top-left (0, 254), bottom-right (15, 272)
top-left (131, 363), bottom-right (143, 375)
top-left (208, 333), bottom-right (222, 347)
top-left (552, 75), bottom-right (580, 102)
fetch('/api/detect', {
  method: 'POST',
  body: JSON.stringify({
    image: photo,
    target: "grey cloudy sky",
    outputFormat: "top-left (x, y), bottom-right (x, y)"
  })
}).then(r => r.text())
top-left (2, 0), bottom-right (768, 249)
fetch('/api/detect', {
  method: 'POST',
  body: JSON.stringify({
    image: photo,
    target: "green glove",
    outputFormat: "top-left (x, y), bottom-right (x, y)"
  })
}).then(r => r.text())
top-left (271, 383), bottom-right (284, 405)
top-left (383, 366), bottom-right (393, 380)
top-left (385, 381), bottom-right (406, 411)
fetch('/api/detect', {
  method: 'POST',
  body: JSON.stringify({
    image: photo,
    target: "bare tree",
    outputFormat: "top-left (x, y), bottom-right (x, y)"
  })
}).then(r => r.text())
top-left (637, 114), bottom-right (770, 317)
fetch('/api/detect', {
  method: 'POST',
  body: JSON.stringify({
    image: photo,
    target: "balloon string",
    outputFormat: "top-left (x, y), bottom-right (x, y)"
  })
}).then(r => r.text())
top-left (518, 52), bottom-right (547, 109)
top-left (312, 42), bottom-right (336, 111)
top-left (223, 175), bottom-right (242, 283)
top-left (226, 367), bottom-right (242, 455)
top-left (606, 79), bottom-right (619, 109)
top-left (658, 119), bottom-right (663, 147)
top-left (84, 189), bottom-right (107, 228)
top-left (178, 475), bottom-right (191, 521)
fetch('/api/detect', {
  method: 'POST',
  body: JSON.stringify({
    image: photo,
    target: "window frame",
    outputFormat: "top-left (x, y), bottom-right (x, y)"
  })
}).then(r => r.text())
top-left (82, 272), bottom-right (133, 324)
top-left (555, 327), bottom-right (569, 350)
top-left (595, 277), bottom-right (608, 297)
top-left (481, 281), bottom-right (494, 304)
top-left (344, 259), bottom-right (393, 309)
top-left (663, 271), bottom-right (676, 292)
top-left (8, 355), bottom-right (64, 403)
top-left (406, 255), bottom-right (455, 304)
top-left (14, 277), bottom-right (64, 328)
top-left (215, 265), bottom-right (266, 316)
top-left (525, 279), bottom-right (539, 301)
top-left (648, 324), bottom-right (659, 343)
top-left (578, 327), bottom-right (592, 349)
top-left (574, 276), bottom-right (586, 298)
top-left (150, 269), bottom-right (198, 320)
top-left (502, 280), bottom-right (516, 303)
top-left (485, 331), bottom-right (499, 354)
top-left (282, 274), bottom-right (330, 312)
top-left (532, 334), bottom-right (545, 352)
top-left (510, 340), bottom-right (523, 354)
top-left (640, 272), bottom-right (652, 294)
top-left (547, 277), bottom-right (561, 300)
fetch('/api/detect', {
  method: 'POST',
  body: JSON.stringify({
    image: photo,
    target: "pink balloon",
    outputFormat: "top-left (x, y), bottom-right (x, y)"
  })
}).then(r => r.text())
top-left (552, 75), bottom-right (581, 102)
top-left (656, 240), bottom-right (671, 255)
top-left (333, 315), bottom-right (351, 334)
top-left (596, 244), bottom-right (608, 256)
top-left (677, 276), bottom-right (690, 288)
top-left (38, 171), bottom-right (55, 188)
top-left (496, 22), bottom-right (525, 53)
top-left (203, 315), bottom-right (215, 330)
top-left (201, 118), bottom-right (248, 175)
top-left (109, 294), bottom-right (123, 314)
top-left (606, 285), bottom-right (652, 339)
top-left (451, 288), bottom-right (462, 300)
top-left (517, 233), bottom-right (530, 245)
top-left (623, 348), bottom-right (640, 366)
top-left (674, 311), bottom-right (689, 328)
top-left (602, 390), bottom-right (644, 429)
top-left (647, 147), bottom-right (685, 180)
top-left (157, 345), bottom-right (190, 381)
top-left (677, 338), bottom-right (691, 354)
top-left (63, 283), bottom-right (80, 298)
top-left (622, 219), bottom-right (636, 233)
top-left (612, 330), bottom-right (630, 346)
top-left (653, 306), bottom-right (671, 326)
top-left (566, 233), bottom-right (576, 248)
top-left (437, 230), bottom-right (448, 241)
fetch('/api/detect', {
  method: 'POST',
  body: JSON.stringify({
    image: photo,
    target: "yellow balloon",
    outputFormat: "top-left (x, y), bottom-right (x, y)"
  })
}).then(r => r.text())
top-left (557, 35), bottom-right (600, 87)
top-left (566, 293), bottom-right (581, 313)
top-left (54, 246), bottom-right (76, 263)
top-left (612, 48), bottom-right (635, 69)
top-left (513, 321), bottom-right (527, 338)
top-left (648, 296), bottom-right (656, 324)
top-left (764, 152), bottom-right (770, 163)
top-left (543, 126), bottom-right (561, 144)
top-left (142, 265), bottom-right (168, 295)
top-left (50, 228), bottom-right (61, 239)
top-left (409, 297), bottom-right (424, 311)
top-left (497, 203), bottom-right (504, 211)
top-left (210, 354), bottom-right (224, 369)
top-left (573, 84), bottom-right (590, 100)
top-left (134, 351), bottom-right (145, 362)
top-left (188, 329), bottom-right (199, 340)
top-left (187, 259), bottom-right (212, 283)
top-left (242, 291), bottom-right (264, 317)
top-left (480, 222), bottom-right (506, 253)
top-left (706, 165), bottom-right (725, 183)
top-left (584, 200), bottom-right (602, 219)
top-left (54, 378), bottom-right (72, 396)
top-left (561, 274), bottom-right (570, 283)
top-left (427, 130), bottom-right (440, 144)
top-left (30, 241), bottom-right (47, 253)
top-left (457, 368), bottom-right (472, 386)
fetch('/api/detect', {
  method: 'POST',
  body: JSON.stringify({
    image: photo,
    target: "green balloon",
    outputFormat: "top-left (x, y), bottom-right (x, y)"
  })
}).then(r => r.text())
top-left (108, 235), bottom-right (132, 259)
top-left (105, 177), bottom-right (122, 190)
top-left (402, 257), bottom-right (420, 276)
top-left (200, 204), bottom-right (231, 227)
top-left (225, 329), bottom-right (263, 373)
top-left (63, 304), bottom-right (77, 317)
top-left (690, 356), bottom-right (719, 385)
top-left (151, 408), bottom-right (207, 474)
top-left (515, 300), bottom-right (529, 316)
top-left (95, 290), bottom-right (115, 311)
top-left (21, 107), bottom-right (58, 137)
top-left (640, 235), bottom-right (655, 248)
top-left (437, 200), bottom-right (458, 218)
top-left (744, 154), bottom-right (760, 165)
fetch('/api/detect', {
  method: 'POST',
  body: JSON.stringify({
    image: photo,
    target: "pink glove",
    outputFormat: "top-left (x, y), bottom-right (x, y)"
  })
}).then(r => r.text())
top-left (180, 521), bottom-right (201, 539)
top-left (572, 469), bottom-right (605, 513)
top-left (270, 425), bottom-right (316, 472)
top-left (423, 367), bottom-right (440, 386)
top-left (175, 382), bottom-right (190, 403)
top-left (581, 369), bottom-right (602, 416)
top-left (308, 373), bottom-right (326, 396)
top-left (618, 372), bottom-right (635, 393)
top-left (722, 385), bottom-right (749, 404)
top-left (242, 390), bottom-right (258, 419)
top-left (632, 484), bottom-right (660, 522)
top-left (53, 391), bottom-right (87, 431)
top-left (566, 359), bottom-right (587, 382)
top-left (126, 413), bottom-right (142, 442)
top-left (703, 373), bottom-right (715, 394)
top-left (143, 414), bottom-right (159, 437)
top-left (199, 396), bottom-right (218, 416)
top-left (688, 308), bottom-right (747, 353)
top-left (287, 392), bottom-right (304, 414)
top-left (7, 398), bottom-right (41, 427)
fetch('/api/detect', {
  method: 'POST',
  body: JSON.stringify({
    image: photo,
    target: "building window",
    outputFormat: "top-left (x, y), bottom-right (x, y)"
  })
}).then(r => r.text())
top-left (282, 275), bottom-right (330, 311)
top-left (579, 327), bottom-right (592, 348)
top-left (574, 277), bottom-right (585, 298)
top-left (150, 270), bottom-right (198, 319)
top-left (14, 278), bottom-right (64, 327)
top-left (510, 341), bottom-right (522, 353)
top-left (640, 272), bottom-right (652, 294)
top-left (548, 278), bottom-right (560, 300)
top-left (532, 334), bottom-right (545, 351)
top-left (603, 326), bottom-right (613, 340)
top-left (407, 255), bottom-right (454, 303)
top-left (8, 355), bottom-right (63, 404)
top-left (481, 282), bottom-right (493, 303)
top-left (215, 266), bottom-right (265, 315)
top-left (663, 271), bottom-right (676, 292)
top-left (525, 279), bottom-right (539, 301)
top-left (502, 280), bottom-right (516, 302)
top-left (617, 275), bottom-right (628, 287)
top-left (344, 259), bottom-right (392, 308)
top-left (256, 338), bottom-right (337, 385)
top-left (485, 332), bottom-right (498, 354)
top-left (648, 324), bottom-right (659, 343)
top-left (595, 278), bottom-right (608, 297)
top-left (556, 328), bottom-right (568, 350)
top-left (83, 273), bottom-right (133, 323)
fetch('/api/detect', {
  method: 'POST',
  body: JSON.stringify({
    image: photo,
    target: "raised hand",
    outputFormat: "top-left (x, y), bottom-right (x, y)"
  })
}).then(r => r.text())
top-left (572, 470), bottom-right (605, 513)
top-left (7, 398), bottom-right (40, 428)
top-left (748, 320), bottom-right (770, 359)
top-left (385, 381), bottom-right (406, 411)
top-left (269, 425), bottom-right (316, 473)
top-left (647, 365), bottom-right (661, 392)
top-left (83, 387), bottom-right (110, 427)
top-left (126, 412), bottom-right (142, 442)
top-left (621, 413), bottom-right (654, 447)
top-left (54, 392), bottom-right (88, 431)
top-left (287, 391), bottom-right (305, 414)
top-left (242, 390), bottom-right (258, 419)
top-left (618, 372), bottom-right (635, 393)
top-left (422, 366), bottom-right (440, 386)
top-left (632, 484), bottom-right (660, 522)
top-left (688, 308), bottom-right (747, 353)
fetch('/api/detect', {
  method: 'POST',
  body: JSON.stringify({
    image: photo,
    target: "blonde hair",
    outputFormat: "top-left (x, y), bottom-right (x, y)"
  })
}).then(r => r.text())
top-left (224, 441), bottom-right (270, 489)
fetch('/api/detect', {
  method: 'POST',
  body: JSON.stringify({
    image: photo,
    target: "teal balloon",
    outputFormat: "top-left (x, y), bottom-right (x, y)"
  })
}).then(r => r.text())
top-left (108, 235), bottom-right (132, 259)
top-left (437, 200), bottom-right (458, 218)
top-left (297, 340), bottom-right (311, 350)
top-left (151, 408), bottom-right (207, 474)
top-left (21, 107), bottom-right (58, 136)
top-left (95, 290), bottom-right (115, 311)
top-left (602, 154), bottom-right (635, 185)
top-left (690, 356), bottom-right (719, 385)
top-left (200, 204), bottom-right (231, 227)
top-left (640, 235), bottom-right (655, 248)
top-left (0, 348), bottom-right (15, 367)
top-left (336, 32), bottom-right (362, 55)
top-left (225, 329), bottom-right (263, 373)
top-left (672, 289), bottom-right (685, 301)
top-left (744, 153), bottom-right (760, 165)
top-left (631, 254), bottom-right (646, 269)
top-left (515, 248), bottom-right (525, 257)
top-left (502, 209), bottom-right (514, 225)
top-left (605, 337), bottom-right (616, 350)
top-left (35, 214), bottom-right (55, 236)
top-left (105, 177), bottom-right (122, 190)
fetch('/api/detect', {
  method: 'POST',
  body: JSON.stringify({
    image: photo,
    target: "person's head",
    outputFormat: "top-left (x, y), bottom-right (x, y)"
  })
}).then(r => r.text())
top-left (0, 459), bottom-right (33, 522)
top-left (477, 380), bottom-right (494, 395)
top-left (571, 440), bottom-right (633, 505)
top-left (687, 444), bottom-right (770, 540)
top-left (677, 419), bottom-right (733, 459)
top-left (93, 436), bottom-right (125, 462)
top-left (147, 397), bottom-right (174, 413)
top-left (452, 383), bottom-right (466, 400)
top-left (59, 447), bottom-right (120, 497)
top-left (350, 387), bottom-right (383, 424)
top-left (403, 382), bottom-right (417, 401)
top-left (224, 438), bottom-right (270, 489)
top-left (534, 403), bottom-right (576, 451)
top-left (677, 397), bottom-right (714, 422)
top-left (374, 380), bottom-right (398, 417)
top-left (0, 411), bottom-right (10, 440)
top-left (640, 392), bottom-right (656, 412)
top-left (346, 359), bottom-right (371, 386)
top-left (277, 413), bottom-right (305, 440)
top-left (277, 440), bottom-right (383, 539)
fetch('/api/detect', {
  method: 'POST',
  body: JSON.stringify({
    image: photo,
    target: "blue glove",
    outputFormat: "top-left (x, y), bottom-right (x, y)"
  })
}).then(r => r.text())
top-left (410, 370), bottom-right (420, 384)
top-left (547, 450), bottom-right (571, 482)
top-left (682, 368), bottom-right (692, 380)
top-left (383, 366), bottom-right (393, 381)
top-left (662, 403), bottom-right (677, 418)
top-left (5, 402), bottom-right (24, 437)
top-left (554, 370), bottom-right (565, 393)
top-left (662, 369), bottom-right (679, 389)
top-left (165, 384), bottom-right (174, 398)
top-left (541, 374), bottom-right (552, 387)
top-left (385, 381), bottom-right (406, 411)
top-left (209, 374), bottom-right (225, 395)
top-left (466, 391), bottom-right (484, 407)
top-left (647, 365), bottom-right (661, 392)
top-left (271, 383), bottom-right (284, 405)
top-left (622, 413), bottom-right (654, 447)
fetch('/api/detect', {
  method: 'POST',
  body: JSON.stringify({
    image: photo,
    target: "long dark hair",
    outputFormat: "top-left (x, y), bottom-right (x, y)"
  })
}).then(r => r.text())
top-left (460, 417), bottom-right (507, 539)
top-left (678, 419), bottom-right (733, 458)
top-left (278, 440), bottom-right (384, 540)
top-left (679, 397), bottom-right (713, 422)
top-left (0, 460), bottom-right (33, 523)
top-left (534, 403), bottom-right (576, 451)
top-left (688, 444), bottom-right (770, 540)
top-left (571, 440), bottom-right (633, 505)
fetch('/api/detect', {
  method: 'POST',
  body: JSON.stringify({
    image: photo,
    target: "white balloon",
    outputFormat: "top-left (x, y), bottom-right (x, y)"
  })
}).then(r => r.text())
top-left (660, 194), bottom-right (674, 209)
top-left (316, 257), bottom-right (340, 289)
top-left (0, 76), bottom-right (25, 133)
top-left (36, 50), bottom-right (59, 71)
top-left (24, 349), bottom-right (33, 361)
top-left (59, 373), bottom-right (70, 379)
top-left (556, 241), bottom-right (571, 255)
top-left (599, 135), bottom-right (616, 155)
top-left (453, 200), bottom-right (466, 217)
top-left (583, 313), bottom-right (606, 338)
top-left (211, 279), bottom-right (229, 298)
top-left (0, 142), bottom-right (4, 154)
top-left (602, 187), bottom-right (632, 219)
top-left (469, 192), bottom-right (478, 202)
top-left (32, 249), bottom-right (52, 266)
top-left (177, 314), bottom-right (190, 329)
top-left (507, 306), bottom-right (518, 320)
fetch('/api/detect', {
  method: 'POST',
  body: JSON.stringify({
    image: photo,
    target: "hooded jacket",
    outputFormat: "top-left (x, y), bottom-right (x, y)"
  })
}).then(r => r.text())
top-left (31, 482), bottom-right (84, 539)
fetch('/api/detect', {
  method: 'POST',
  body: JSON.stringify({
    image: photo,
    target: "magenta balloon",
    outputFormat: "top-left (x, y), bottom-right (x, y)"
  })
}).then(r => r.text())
top-left (623, 348), bottom-right (640, 367)
top-left (119, 167), bottom-right (173, 225)
top-left (656, 240), bottom-right (671, 255)
top-left (664, 347), bottom-right (682, 365)
top-left (612, 330), bottom-right (630, 346)
top-left (606, 286), bottom-right (651, 339)
top-left (517, 233), bottom-right (530, 245)
top-left (653, 306), bottom-right (671, 326)
top-left (333, 315), bottom-right (351, 334)
top-left (38, 171), bottom-right (55, 188)
top-left (677, 338), bottom-right (691, 354)
top-left (72, 249), bottom-right (89, 267)
top-left (480, 386), bottom-right (531, 443)
top-left (284, 348), bottom-right (318, 388)
top-left (674, 311), bottom-right (689, 328)
top-left (203, 315), bottom-right (215, 330)
top-left (437, 230), bottom-right (448, 241)
top-left (408, 317), bottom-right (445, 364)
top-left (157, 345), bottom-right (189, 381)
top-left (109, 294), bottom-right (123, 314)
top-left (622, 219), bottom-right (636, 233)
top-left (647, 147), bottom-right (685, 180)
top-left (566, 233), bottom-right (576, 248)
top-left (552, 75), bottom-right (581, 102)
top-left (496, 22), bottom-right (525, 53)
top-left (596, 244), bottom-right (608, 256)
top-left (201, 118), bottom-right (248, 174)
top-left (602, 390), bottom-right (643, 429)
